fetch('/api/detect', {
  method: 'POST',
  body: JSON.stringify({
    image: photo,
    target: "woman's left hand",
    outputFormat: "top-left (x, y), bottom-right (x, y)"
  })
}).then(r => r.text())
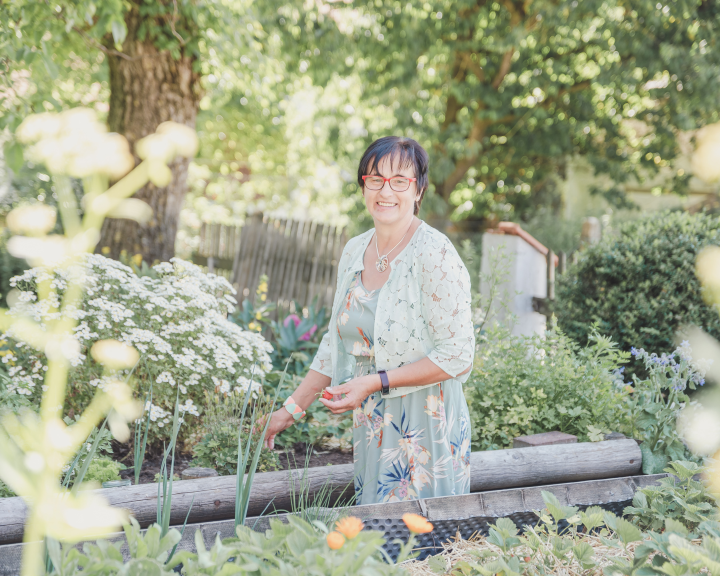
top-left (319, 375), bottom-right (381, 414)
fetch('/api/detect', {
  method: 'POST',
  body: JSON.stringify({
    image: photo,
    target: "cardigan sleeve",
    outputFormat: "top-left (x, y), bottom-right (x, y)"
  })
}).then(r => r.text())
top-left (418, 237), bottom-right (475, 379)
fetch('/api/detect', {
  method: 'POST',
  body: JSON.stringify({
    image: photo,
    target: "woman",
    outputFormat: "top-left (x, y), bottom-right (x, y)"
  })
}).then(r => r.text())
top-left (265, 136), bottom-right (475, 504)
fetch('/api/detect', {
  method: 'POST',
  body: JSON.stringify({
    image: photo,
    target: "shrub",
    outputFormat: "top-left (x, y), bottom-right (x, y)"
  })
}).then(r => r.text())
top-left (0, 255), bottom-right (273, 442)
top-left (625, 460), bottom-right (719, 532)
top-left (83, 457), bottom-right (126, 485)
top-left (190, 389), bottom-right (279, 475)
top-left (466, 323), bottom-right (630, 451)
top-left (627, 342), bottom-right (706, 473)
top-left (555, 211), bottom-right (720, 359)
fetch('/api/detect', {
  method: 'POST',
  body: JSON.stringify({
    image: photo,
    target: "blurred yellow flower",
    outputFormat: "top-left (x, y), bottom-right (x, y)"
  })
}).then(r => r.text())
top-left (697, 246), bottom-right (720, 295)
top-left (692, 122), bottom-right (720, 183)
top-left (17, 109), bottom-right (134, 179)
top-left (131, 253), bottom-right (143, 267)
top-left (6, 204), bottom-right (56, 236)
top-left (90, 340), bottom-right (139, 370)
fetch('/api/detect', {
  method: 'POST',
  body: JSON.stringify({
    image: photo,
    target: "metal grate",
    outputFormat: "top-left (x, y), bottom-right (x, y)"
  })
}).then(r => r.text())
top-left (371, 499), bottom-right (634, 562)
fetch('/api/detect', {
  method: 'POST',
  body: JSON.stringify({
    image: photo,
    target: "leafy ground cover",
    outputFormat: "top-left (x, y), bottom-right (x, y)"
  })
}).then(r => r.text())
top-left (406, 463), bottom-right (720, 576)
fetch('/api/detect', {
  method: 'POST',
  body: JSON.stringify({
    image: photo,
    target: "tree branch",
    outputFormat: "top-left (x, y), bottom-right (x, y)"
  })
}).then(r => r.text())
top-left (491, 48), bottom-right (514, 89)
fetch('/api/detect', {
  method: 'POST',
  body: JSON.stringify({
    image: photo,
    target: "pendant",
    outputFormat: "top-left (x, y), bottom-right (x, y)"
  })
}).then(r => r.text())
top-left (375, 255), bottom-right (389, 273)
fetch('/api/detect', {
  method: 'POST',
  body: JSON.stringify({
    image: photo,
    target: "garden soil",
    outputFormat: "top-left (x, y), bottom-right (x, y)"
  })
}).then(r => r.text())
top-left (113, 441), bottom-right (352, 484)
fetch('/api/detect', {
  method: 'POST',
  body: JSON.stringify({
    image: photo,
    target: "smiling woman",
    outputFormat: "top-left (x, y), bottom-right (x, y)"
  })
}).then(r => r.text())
top-left (265, 137), bottom-right (475, 505)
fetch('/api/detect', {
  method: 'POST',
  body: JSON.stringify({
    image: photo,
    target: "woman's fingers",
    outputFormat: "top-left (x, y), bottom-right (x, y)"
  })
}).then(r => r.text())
top-left (320, 395), bottom-right (357, 413)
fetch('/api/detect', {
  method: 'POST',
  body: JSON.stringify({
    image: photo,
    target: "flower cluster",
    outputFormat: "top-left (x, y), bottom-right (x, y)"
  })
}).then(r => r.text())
top-left (1, 255), bottom-right (273, 440)
top-left (630, 341), bottom-right (708, 391)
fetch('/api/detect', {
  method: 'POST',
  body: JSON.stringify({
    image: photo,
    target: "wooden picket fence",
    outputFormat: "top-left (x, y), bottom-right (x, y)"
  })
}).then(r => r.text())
top-left (192, 213), bottom-right (347, 310)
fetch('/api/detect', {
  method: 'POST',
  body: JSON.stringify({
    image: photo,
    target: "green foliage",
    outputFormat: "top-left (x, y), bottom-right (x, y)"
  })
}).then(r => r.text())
top-left (231, 292), bottom-right (329, 376)
top-left (46, 518), bottom-right (179, 576)
top-left (624, 343), bottom-right (704, 474)
top-left (466, 323), bottom-right (630, 450)
top-left (49, 515), bottom-right (409, 575)
top-left (624, 461), bottom-right (719, 533)
top-left (189, 389), bottom-right (279, 476)
top-left (82, 457), bottom-right (126, 485)
top-left (60, 416), bottom-right (116, 490)
top-left (556, 211), bottom-right (720, 363)
top-left (0, 479), bottom-right (15, 498)
top-left (174, 516), bottom-right (408, 576)
top-left (604, 519), bottom-right (720, 576)
top-left (270, 0), bottom-right (720, 221)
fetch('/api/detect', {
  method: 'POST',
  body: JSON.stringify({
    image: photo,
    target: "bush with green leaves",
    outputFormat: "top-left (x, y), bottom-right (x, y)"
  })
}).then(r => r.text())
top-left (555, 211), bottom-right (720, 361)
top-left (625, 461), bottom-right (719, 533)
top-left (83, 457), bottom-right (126, 485)
top-left (190, 388), bottom-right (279, 475)
top-left (466, 323), bottom-right (630, 450)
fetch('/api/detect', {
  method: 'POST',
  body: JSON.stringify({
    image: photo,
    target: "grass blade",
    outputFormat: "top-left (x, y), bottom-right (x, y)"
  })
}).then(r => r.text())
top-left (167, 494), bottom-right (195, 563)
top-left (70, 416), bottom-right (108, 495)
top-left (134, 384), bottom-right (153, 485)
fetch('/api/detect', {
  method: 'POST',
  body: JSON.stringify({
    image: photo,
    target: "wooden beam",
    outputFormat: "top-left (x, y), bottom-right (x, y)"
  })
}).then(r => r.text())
top-left (0, 440), bottom-right (641, 545)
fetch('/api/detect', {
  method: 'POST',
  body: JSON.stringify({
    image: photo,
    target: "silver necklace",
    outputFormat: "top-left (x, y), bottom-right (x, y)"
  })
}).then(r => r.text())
top-left (374, 222), bottom-right (413, 273)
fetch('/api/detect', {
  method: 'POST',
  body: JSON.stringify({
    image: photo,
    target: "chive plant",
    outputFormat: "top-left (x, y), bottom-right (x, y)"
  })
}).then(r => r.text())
top-left (133, 383), bottom-right (153, 485)
top-left (156, 395), bottom-right (194, 563)
top-left (234, 364), bottom-right (283, 530)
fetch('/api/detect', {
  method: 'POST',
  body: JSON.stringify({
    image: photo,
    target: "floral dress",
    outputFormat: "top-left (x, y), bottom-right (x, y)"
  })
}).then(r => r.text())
top-left (337, 271), bottom-right (472, 505)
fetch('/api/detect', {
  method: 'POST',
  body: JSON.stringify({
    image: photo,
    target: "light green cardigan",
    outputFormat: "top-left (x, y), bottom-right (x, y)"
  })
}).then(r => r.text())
top-left (309, 221), bottom-right (475, 399)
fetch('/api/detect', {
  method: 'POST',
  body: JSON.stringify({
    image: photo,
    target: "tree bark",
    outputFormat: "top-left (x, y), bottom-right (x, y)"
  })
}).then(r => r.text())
top-left (98, 5), bottom-right (201, 263)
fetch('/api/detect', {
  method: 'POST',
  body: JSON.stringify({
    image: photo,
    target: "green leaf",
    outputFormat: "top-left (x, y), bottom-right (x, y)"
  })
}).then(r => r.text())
top-left (663, 518), bottom-right (689, 536)
top-left (111, 19), bottom-right (128, 45)
top-left (615, 517), bottom-right (644, 545)
top-left (542, 490), bottom-right (578, 522)
top-left (3, 141), bottom-right (23, 173)
top-left (427, 554), bottom-right (449, 574)
top-left (573, 542), bottom-right (596, 568)
top-left (640, 443), bottom-right (670, 475)
top-left (581, 506), bottom-right (606, 532)
top-left (495, 517), bottom-right (519, 536)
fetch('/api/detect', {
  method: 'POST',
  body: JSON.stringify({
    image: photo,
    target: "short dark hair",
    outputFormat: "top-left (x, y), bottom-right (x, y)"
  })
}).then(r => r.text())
top-left (357, 136), bottom-right (429, 215)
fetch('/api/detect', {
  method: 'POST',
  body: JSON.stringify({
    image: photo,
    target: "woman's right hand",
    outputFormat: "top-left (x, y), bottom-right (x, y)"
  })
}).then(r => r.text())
top-left (263, 408), bottom-right (295, 450)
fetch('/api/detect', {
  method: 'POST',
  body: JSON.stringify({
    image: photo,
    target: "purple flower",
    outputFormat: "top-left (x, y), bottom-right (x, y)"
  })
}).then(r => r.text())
top-left (631, 347), bottom-right (639, 356)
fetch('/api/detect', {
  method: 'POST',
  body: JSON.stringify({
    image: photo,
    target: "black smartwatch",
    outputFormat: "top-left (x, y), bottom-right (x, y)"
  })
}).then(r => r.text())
top-left (378, 370), bottom-right (390, 396)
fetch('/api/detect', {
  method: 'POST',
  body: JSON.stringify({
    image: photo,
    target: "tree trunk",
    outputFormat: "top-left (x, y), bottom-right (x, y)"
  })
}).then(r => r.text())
top-left (98, 6), bottom-right (201, 264)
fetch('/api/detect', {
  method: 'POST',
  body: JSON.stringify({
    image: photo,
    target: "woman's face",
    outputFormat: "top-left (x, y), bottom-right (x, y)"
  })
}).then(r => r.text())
top-left (362, 155), bottom-right (420, 227)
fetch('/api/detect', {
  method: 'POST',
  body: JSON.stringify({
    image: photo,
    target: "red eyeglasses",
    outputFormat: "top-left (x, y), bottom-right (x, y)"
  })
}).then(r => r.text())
top-left (362, 175), bottom-right (417, 192)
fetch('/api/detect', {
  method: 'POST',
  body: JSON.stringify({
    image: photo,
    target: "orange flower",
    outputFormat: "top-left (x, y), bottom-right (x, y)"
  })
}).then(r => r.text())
top-left (335, 516), bottom-right (364, 539)
top-left (402, 513), bottom-right (433, 534)
top-left (624, 385), bottom-right (634, 394)
top-left (326, 531), bottom-right (345, 550)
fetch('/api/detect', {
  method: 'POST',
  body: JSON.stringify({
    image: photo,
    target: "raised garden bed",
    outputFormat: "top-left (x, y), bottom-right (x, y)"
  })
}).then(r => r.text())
top-left (0, 472), bottom-right (667, 573)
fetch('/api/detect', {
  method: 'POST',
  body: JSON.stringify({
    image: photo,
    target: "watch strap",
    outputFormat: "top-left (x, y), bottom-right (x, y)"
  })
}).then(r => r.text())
top-left (283, 396), bottom-right (305, 420)
top-left (378, 370), bottom-right (390, 396)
